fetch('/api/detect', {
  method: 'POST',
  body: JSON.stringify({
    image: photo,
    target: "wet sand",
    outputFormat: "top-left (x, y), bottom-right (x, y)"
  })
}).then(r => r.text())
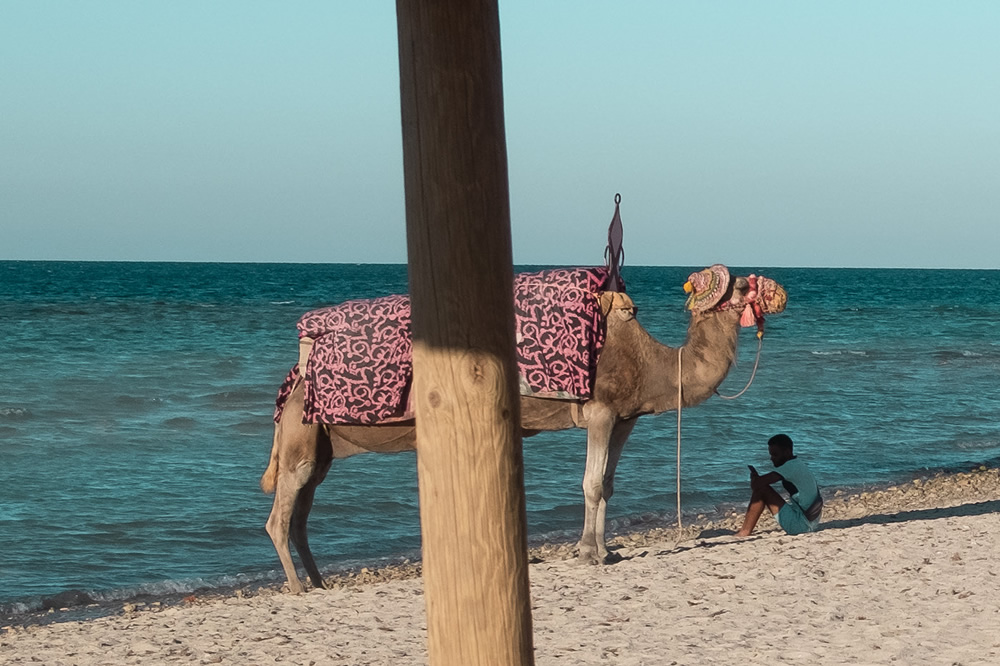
top-left (3, 466), bottom-right (1000, 665)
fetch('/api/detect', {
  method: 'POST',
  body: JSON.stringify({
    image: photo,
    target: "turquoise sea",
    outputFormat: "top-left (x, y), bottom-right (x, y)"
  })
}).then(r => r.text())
top-left (2, 261), bottom-right (1000, 618)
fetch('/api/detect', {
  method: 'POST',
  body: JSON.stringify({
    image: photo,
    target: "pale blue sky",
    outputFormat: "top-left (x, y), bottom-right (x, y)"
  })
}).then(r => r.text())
top-left (2, 2), bottom-right (998, 267)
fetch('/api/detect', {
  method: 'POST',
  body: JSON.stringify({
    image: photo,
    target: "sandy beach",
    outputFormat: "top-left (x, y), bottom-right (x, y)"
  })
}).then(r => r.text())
top-left (4, 466), bottom-right (1000, 666)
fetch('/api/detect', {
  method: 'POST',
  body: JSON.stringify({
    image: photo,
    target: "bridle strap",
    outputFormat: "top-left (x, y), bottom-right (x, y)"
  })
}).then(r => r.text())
top-left (715, 335), bottom-right (763, 400)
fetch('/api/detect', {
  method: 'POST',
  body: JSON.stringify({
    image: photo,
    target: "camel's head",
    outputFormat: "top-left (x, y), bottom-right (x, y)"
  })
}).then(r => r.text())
top-left (684, 264), bottom-right (787, 337)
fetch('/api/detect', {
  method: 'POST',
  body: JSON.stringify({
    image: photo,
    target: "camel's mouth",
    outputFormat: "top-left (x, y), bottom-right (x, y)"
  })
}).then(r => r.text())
top-left (727, 274), bottom-right (787, 334)
top-left (753, 276), bottom-right (787, 315)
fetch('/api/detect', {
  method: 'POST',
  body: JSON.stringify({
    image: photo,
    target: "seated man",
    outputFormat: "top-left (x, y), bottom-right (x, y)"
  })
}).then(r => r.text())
top-left (736, 433), bottom-right (822, 537)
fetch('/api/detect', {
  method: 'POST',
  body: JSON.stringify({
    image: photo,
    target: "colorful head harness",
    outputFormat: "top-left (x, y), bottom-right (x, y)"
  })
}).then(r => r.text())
top-left (684, 264), bottom-right (730, 313)
top-left (684, 266), bottom-right (788, 338)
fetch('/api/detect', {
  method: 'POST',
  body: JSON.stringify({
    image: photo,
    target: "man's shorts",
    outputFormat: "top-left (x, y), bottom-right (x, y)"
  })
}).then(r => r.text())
top-left (777, 501), bottom-right (820, 536)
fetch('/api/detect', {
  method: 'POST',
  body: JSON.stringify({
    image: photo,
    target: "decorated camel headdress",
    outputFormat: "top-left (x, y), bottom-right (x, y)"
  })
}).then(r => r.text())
top-left (684, 264), bottom-right (787, 336)
top-left (684, 264), bottom-right (730, 313)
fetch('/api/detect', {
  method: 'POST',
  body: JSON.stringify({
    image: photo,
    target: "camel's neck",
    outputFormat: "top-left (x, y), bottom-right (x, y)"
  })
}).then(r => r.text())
top-left (675, 310), bottom-right (742, 405)
top-left (601, 309), bottom-right (742, 417)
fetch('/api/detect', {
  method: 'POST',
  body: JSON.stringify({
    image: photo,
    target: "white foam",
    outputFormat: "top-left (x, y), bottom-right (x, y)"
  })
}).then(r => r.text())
top-left (0, 407), bottom-right (30, 418)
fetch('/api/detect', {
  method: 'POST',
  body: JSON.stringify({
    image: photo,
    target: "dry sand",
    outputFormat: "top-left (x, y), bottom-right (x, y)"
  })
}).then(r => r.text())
top-left (4, 467), bottom-right (1000, 665)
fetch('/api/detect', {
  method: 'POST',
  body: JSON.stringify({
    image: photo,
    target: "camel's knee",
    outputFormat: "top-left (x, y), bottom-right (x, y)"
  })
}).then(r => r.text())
top-left (265, 505), bottom-right (290, 547)
top-left (276, 458), bottom-right (317, 488)
top-left (582, 478), bottom-right (604, 506)
top-left (265, 512), bottom-right (283, 542)
top-left (266, 462), bottom-right (318, 528)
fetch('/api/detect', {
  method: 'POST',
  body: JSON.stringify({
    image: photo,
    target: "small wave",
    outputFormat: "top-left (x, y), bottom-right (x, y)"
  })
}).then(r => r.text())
top-left (528, 526), bottom-right (580, 547)
top-left (112, 395), bottom-right (167, 408)
top-left (163, 416), bottom-right (198, 429)
top-left (953, 438), bottom-right (1000, 451)
top-left (89, 573), bottom-right (275, 604)
top-left (0, 599), bottom-right (37, 619)
top-left (0, 407), bottom-right (31, 420)
top-left (206, 389), bottom-right (268, 409)
top-left (934, 349), bottom-right (992, 364)
top-left (234, 420), bottom-right (269, 436)
top-left (1, 571), bottom-right (285, 625)
top-left (270, 300), bottom-right (296, 305)
top-left (811, 349), bottom-right (869, 358)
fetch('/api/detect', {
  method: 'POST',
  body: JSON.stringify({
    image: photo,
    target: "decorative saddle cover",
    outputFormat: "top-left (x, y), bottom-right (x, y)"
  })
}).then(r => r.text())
top-left (274, 267), bottom-right (618, 425)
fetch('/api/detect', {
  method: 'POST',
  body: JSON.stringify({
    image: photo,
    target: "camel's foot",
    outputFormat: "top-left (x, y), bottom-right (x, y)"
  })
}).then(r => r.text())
top-left (284, 578), bottom-right (306, 595)
top-left (575, 543), bottom-right (603, 566)
top-left (575, 544), bottom-right (624, 565)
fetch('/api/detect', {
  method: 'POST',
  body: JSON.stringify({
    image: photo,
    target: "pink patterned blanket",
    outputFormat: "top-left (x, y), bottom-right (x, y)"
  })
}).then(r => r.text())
top-left (274, 267), bottom-right (615, 425)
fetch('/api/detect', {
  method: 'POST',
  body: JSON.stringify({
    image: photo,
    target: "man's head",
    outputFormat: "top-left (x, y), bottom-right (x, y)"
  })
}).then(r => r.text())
top-left (768, 433), bottom-right (794, 465)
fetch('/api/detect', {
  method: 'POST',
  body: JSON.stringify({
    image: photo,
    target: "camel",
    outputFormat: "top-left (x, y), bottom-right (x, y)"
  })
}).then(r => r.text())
top-left (261, 266), bottom-right (787, 593)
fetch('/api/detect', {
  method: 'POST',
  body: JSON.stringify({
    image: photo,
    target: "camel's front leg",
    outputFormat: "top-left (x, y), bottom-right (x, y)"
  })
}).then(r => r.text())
top-left (577, 404), bottom-right (615, 564)
top-left (593, 417), bottom-right (637, 561)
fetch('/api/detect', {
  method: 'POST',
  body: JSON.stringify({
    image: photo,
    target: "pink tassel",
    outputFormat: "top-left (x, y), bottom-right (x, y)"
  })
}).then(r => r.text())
top-left (740, 304), bottom-right (756, 327)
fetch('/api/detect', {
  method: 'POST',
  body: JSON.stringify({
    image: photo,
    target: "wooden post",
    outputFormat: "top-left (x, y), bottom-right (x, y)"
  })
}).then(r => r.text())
top-left (396, 1), bottom-right (535, 665)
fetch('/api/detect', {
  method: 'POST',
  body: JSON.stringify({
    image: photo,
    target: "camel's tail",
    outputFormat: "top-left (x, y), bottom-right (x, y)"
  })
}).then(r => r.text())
top-left (260, 425), bottom-right (280, 494)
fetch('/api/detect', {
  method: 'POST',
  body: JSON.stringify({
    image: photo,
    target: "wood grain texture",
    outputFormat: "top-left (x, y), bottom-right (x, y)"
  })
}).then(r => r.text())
top-left (396, 0), bottom-right (535, 663)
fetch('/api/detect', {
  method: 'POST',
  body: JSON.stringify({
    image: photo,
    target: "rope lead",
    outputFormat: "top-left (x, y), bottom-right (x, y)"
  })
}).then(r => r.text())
top-left (676, 347), bottom-right (683, 532)
top-left (676, 336), bottom-right (764, 533)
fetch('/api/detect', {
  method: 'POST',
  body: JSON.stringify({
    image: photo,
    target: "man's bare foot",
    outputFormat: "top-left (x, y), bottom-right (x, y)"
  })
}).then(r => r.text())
top-left (734, 529), bottom-right (753, 537)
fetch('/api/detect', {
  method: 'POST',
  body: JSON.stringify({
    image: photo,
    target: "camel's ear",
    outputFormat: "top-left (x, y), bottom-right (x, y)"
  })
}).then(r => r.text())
top-left (598, 291), bottom-right (636, 321)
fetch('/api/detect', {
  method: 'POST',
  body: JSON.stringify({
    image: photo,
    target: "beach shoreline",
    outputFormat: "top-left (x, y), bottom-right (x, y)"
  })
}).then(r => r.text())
top-left (3, 464), bottom-right (1000, 664)
top-left (5, 463), bottom-right (999, 626)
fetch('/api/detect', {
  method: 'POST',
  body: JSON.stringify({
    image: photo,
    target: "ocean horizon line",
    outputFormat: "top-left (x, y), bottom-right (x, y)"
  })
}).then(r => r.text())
top-left (2, 259), bottom-right (998, 271)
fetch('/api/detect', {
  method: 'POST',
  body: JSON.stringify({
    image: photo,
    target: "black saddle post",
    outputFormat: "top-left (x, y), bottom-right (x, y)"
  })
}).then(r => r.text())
top-left (604, 193), bottom-right (625, 292)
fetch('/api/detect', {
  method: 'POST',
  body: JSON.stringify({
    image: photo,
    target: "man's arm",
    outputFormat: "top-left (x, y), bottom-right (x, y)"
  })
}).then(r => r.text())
top-left (751, 470), bottom-right (783, 492)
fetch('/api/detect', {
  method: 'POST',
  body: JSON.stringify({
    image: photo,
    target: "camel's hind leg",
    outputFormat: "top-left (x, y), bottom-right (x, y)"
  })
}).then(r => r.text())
top-left (263, 380), bottom-right (331, 594)
top-left (289, 455), bottom-right (331, 590)
top-left (266, 458), bottom-right (314, 593)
